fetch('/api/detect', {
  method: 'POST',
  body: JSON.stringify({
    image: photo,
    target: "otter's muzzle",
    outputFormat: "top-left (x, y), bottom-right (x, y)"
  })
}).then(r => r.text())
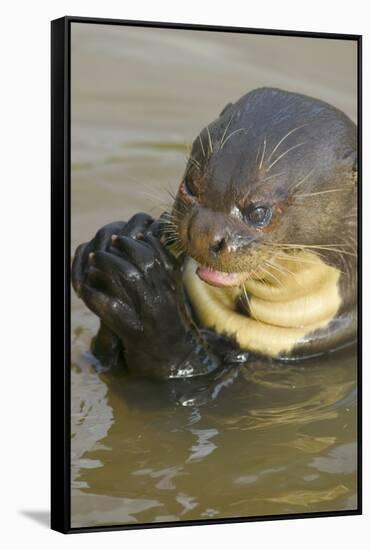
top-left (187, 209), bottom-right (254, 262)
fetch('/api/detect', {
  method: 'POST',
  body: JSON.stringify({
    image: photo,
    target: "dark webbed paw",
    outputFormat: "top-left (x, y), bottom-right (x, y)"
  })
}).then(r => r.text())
top-left (85, 230), bottom-right (181, 342)
top-left (72, 213), bottom-right (154, 297)
top-left (73, 213), bottom-right (192, 376)
top-left (72, 221), bottom-right (126, 297)
top-left (72, 213), bottom-right (155, 370)
top-left (72, 212), bottom-right (244, 401)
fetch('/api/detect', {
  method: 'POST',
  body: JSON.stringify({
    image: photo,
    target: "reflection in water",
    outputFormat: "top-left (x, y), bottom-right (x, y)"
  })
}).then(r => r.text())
top-left (70, 25), bottom-right (358, 528)
top-left (186, 428), bottom-right (218, 463)
top-left (71, 341), bottom-right (357, 527)
top-left (71, 363), bottom-right (113, 490)
top-left (265, 485), bottom-right (350, 507)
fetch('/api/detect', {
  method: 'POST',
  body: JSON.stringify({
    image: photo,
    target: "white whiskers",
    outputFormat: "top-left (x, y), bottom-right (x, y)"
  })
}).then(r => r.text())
top-left (198, 135), bottom-right (206, 157)
top-left (221, 128), bottom-right (248, 149)
top-left (258, 137), bottom-right (267, 170)
top-left (267, 124), bottom-right (308, 164)
top-left (267, 142), bottom-right (306, 172)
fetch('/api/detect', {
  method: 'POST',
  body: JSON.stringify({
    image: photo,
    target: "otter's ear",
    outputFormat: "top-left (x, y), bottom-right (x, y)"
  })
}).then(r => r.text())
top-left (219, 102), bottom-right (233, 117)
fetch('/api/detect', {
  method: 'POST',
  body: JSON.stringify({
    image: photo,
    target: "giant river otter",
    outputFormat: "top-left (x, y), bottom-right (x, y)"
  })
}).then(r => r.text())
top-left (72, 88), bottom-right (357, 405)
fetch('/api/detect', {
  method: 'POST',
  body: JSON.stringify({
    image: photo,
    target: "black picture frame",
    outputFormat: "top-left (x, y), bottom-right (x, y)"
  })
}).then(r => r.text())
top-left (51, 15), bottom-right (362, 534)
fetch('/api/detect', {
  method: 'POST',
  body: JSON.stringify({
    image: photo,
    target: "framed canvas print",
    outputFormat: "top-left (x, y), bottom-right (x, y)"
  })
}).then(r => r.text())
top-left (51, 16), bottom-right (362, 533)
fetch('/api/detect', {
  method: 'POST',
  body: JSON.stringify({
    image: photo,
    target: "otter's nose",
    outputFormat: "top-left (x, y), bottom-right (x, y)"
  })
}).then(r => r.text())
top-left (209, 232), bottom-right (255, 258)
top-left (185, 208), bottom-right (254, 262)
top-left (209, 234), bottom-right (227, 257)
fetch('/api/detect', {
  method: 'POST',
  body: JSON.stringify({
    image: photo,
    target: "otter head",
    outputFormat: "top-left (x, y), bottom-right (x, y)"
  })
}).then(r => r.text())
top-left (171, 87), bottom-right (357, 288)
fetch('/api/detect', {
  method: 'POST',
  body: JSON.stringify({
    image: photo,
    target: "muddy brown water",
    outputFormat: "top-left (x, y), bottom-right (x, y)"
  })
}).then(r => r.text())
top-left (70, 24), bottom-right (358, 528)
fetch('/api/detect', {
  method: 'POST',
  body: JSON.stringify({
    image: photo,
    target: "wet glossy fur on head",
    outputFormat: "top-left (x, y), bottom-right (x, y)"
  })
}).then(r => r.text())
top-left (168, 88), bottom-right (357, 280)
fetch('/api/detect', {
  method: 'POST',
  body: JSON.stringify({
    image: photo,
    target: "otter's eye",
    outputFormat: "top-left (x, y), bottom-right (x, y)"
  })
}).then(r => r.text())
top-left (246, 205), bottom-right (272, 227)
top-left (183, 176), bottom-right (197, 197)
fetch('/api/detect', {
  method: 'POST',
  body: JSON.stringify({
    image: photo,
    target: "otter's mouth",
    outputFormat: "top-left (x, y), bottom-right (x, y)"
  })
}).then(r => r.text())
top-left (196, 265), bottom-right (250, 287)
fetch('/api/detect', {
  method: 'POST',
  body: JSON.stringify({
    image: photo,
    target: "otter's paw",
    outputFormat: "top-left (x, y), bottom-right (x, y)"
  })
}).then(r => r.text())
top-left (72, 213), bottom-right (155, 298)
top-left (83, 230), bottom-right (181, 341)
